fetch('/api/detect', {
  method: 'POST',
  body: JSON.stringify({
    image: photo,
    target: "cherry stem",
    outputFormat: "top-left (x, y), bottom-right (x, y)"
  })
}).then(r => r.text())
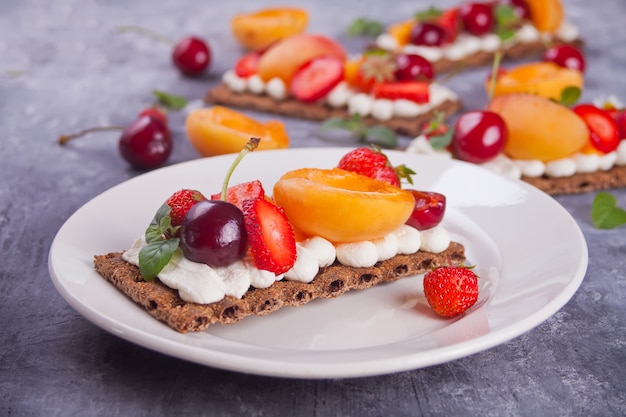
top-left (116, 26), bottom-right (174, 46)
top-left (58, 126), bottom-right (125, 145)
top-left (488, 50), bottom-right (503, 101)
top-left (220, 138), bottom-right (261, 201)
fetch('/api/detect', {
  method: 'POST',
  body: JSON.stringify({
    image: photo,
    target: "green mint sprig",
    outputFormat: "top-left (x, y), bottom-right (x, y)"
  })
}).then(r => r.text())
top-left (138, 204), bottom-right (180, 280)
top-left (591, 192), bottom-right (626, 229)
top-left (493, 4), bottom-right (518, 42)
top-left (152, 90), bottom-right (188, 110)
top-left (317, 114), bottom-right (397, 148)
top-left (347, 18), bottom-right (384, 37)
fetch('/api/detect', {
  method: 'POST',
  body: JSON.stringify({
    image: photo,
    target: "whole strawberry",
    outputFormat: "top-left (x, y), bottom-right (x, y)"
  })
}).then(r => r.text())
top-left (165, 189), bottom-right (207, 231)
top-left (337, 146), bottom-right (414, 187)
top-left (423, 266), bottom-right (478, 318)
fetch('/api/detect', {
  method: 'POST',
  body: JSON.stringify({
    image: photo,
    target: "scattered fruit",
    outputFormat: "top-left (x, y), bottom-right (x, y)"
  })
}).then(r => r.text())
top-left (231, 7), bottom-right (308, 51)
top-left (394, 53), bottom-right (435, 82)
top-left (423, 266), bottom-right (479, 318)
top-left (572, 104), bottom-right (621, 153)
top-left (499, 0), bottom-right (532, 20)
top-left (185, 106), bottom-right (289, 157)
top-left (172, 36), bottom-right (212, 76)
top-left (290, 56), bottom-right (344, 102)
top-left (542, 44), bottom-right (586, 73)
top-left (337, 146), bottom-right (414, 187)
top-left (525, 0), bottom-right (563, 32)
top-left (406, 190), bottom-right (446, 230)
top-left (410, 22), bottom-right (447, 47)
top-left (118, 115), bottom-right (173, 169)
top-left (273, 168), bottom-right (415, 243)
top-left (459, 2), bottom-right (494, 36)
top-left (452, 110), bottom-right (508, 163)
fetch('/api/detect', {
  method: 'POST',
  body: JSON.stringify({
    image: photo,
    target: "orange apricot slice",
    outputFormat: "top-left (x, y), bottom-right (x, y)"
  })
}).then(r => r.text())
top-left (185, 106), bottom-right (289, 157)
top-left (273, 168), bottom-right (415, 243)
top-left (387, 19), bottom-right (416, 46)
top-left (231, 7), bottom-right (308, 51)
top-left (526, 0), bottom-right (564, 32)
top-left (487, 93), bottom-right (588, 161)
top-left (489, 62), bottom-right (583, 101)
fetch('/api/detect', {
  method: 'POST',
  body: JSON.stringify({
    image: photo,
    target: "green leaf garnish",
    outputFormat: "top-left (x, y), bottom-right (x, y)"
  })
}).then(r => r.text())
top-left (347, 18), bottom-right (384, 37)
top-left (415, 6), bottom-right (442, 21)
top-left (429, 129), bottom-right (454, 150)
top-left (559, 86), bottom-right (582, 106)
top-left (317, 114), bottom-right (397, 148)
top-left (365, 125), bottom-right (398, 148)
top-left (493, 4), bottom-right (520, 42)
top-left (152, 89), bottom-right (188, 110)
top-left (138, 238), bottom-right (180, 281)
top-left (591, 192), bottom-right (626, 229)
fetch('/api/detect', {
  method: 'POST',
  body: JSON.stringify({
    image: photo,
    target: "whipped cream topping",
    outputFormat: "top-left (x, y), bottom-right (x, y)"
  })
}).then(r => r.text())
top-left (406, 135), bottom-right (626, 180)
top-left (221, 71), bottom-right (458, 121)
top-left (123, 224), bottom-right (451, 305)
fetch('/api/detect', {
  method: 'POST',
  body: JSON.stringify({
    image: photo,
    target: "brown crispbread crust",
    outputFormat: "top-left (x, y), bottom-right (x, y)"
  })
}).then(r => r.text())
top-left (522, 164), bottom-right (626, 195)
top-left (205, 83), bottom-right (462, 138)
top-left (94, 242), bottom-right (465, 333)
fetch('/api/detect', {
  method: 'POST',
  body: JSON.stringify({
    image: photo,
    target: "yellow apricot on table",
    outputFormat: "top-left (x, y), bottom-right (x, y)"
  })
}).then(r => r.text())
top-left (487, 93), bottom-right (589, 162)
top-left (489, 62), bottom-right (583, 102)
top-left (231, 7), bottom-right (308, 51)
top-left (185, 106), bottom-right (289, 157)
top-left (273, 168), bottom-right (415, 243)
top-left (526, 0), bottom-right (564, 32)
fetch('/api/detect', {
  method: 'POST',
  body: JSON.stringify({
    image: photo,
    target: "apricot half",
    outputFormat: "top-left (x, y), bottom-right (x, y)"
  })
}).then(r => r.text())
top-left (257, 34), bottom-right (347, 84)
top-left (185, 106), bottom-right (289, 157)
top-left (231, 7), bottom-right (308, 51)
top-left (273, 168), bottom-right (415, 243)
top-left (489, 62), bottom-right (583, 102)
top-left (487, 93), bottom-right (589, 161)
top-left (526, 0), bottom-right (564, 33)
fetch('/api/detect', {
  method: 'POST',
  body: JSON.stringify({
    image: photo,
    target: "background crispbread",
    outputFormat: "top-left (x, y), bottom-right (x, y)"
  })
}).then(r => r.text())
top-left (94, 242), bottom-right (465, 333)
top-left (523, 164), bottom-right (626, 195)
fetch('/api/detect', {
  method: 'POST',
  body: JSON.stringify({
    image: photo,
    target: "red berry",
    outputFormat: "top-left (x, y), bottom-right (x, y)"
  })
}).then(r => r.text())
top-left (410, 22), bottom-right (447, 47)
top-left (165, 189), bottom-right (207, 231)
top-left (452, 111), bottom-right (507, 164)
top-left (234, 52), bottom-right (261, 78)
top-left (337, 147), bottom-right (415, 187)
top-left (210, 180), bottom-right (265, 210)
top-left (118, 115), bottom-right (172, 169)
top-left (406, 190), bottom-right (446, 230)
top-left (500, 0), bottom-right (532, 20)
top-left (572, 104), bottom-right (621, 153)
top-left (459, 2), bottom-right (495, 36)
top-left (423, 266), bottom-right (479, 318)
top-left (172, 36), bottom-right (211, 76)
top-left (290, 56), bottom-right (344, 102)
top-left (242, 197), bottom-right (296, 275)
top-left (542, 44), bottom-right (586, 73)
top-left (371, 81), bottom-right (430, 104)
top-left (613, 110), bottom-right (626, 139)
top-left (138, 107), bottom-right (168, 125)
top-left (394, 54), bottom-right (435, 82)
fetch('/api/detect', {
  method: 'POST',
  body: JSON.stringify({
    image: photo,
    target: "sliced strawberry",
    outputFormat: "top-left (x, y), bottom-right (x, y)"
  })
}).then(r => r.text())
top-left (371, 81), bottom-right (430, 103)
top-left (211, 180), bottom-right (265, 210)
top-left (242, 198), bottom-right (296, 275)
top-left (572, 104), bottom-right (621, 153)
top-left (290, 56), bottom-right (344, 102)
top-left (436, 7), bottom-right (460, 44)
top-left (234, 52), bottom-right (261, 78)
top-left (165, 189), bottom-right (207, 231)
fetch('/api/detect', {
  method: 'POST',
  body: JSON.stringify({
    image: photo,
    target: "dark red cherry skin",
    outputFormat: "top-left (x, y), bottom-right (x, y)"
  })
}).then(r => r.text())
top-left (118, 115), bottom-right (172, 169)
top-left (180, 200), bottom-right (248, 267)
top-left (459, 2), bottom-right (495, 36)
top-left (172, 36), bottom-right (211, 76)
top-left (452, 111), bottom-right (508, 164)
top-left (406, 190), bottom-right (446, 231)
top-left (499, 0), bottom-right (532, 20)
top-left (542, 44), bottom-right (586, 73)
top-left (394, 54), bottom-right (435, 81)
top-left (410, 22), bottom-right (446, 47)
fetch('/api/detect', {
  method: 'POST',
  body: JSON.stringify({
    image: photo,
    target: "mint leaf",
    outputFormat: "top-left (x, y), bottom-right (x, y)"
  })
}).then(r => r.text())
top-left (347, 18), bottom-right (383, 37)
top-left (152, 90), bottom-right (187, 110)
top-left (415, 6), bottom-right (442, 21)
top-left (318, 117), bottom-right (353, 132)
top-left (560, 86), bottom-right (582, 107)
top-left (365, 125), bottom-right (397, 148)
top-left (429, 129), bottom-right (454, 150)
top-left (145, 204), bottom-right (174, 242)
top-left (138, 238), bottom-right (180, 281)
top-left (591, 192), bottom-right (626, 229)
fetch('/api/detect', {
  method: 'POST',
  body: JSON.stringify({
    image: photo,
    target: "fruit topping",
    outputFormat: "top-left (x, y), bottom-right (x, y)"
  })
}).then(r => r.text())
top-left (487, 93), bottom-right (589, 161)
top-left (273, 168), bottom-right (415, 243)
top-left (185, 106), bottom-right (289, 157)
top-left (172, 36), bottom-right (211, 76)
top-left (211, 180), bottom-right (265, 210)
top-left (230, 7), bottom-right (308, 51)
top-left (234, 52), bottom-right (262, 78)
top-left (242, 197), bottom-right (296, 274)
top-left (525, 0), bottom-right (563, 32)
top-left (499, 0), bottom-right (532, 20)
top-left (371, 81), bottom-right (430, 103)
top-left (290, 56), bottom-right (344, 102)
top-left (406, 190), bottom-right (446, 231)
top-left (118, 114), bottom-right (173, 169)
top-left (165, 189), bottom-right (208, 235)
top-left (337, 146), bottom-right (415, 187)
top-left (410, 22), bottom-right (447, 47)
top-left (349, 53), bottom-right (397, 92)
top-left (394, 53), bottom-right (435, 82)
top-left (542, 44), bottom-right (586, 73)
top-left (572, 104), bottom-right (621, 153)
top-left (423, 266), bottom-right (479, 318)
top-left (451, 110), bottom-right (508, 163)
top-left (459, 2), bottom-right (495, 36)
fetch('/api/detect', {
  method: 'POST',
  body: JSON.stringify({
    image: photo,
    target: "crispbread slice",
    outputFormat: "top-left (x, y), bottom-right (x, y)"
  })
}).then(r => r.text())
top-left (522, 165), bottom-right (626, 195)
top-left (94, 242), bottom-right (465, 333)
top-left (205, 83), bottom-right (462, 137)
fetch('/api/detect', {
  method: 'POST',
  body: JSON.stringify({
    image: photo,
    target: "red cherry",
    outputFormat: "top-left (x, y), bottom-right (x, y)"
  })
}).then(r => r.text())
top-left (459, 2), bottom-right (495, 36)
top-left (118, 115), bottom-right (172, 169)
top-left (138, 107), bottom-right (168, 125)
top-left (410, 22), bottom-right (446, 47)
top-left (394, 54), bottom-right (435, 82)
top-left (572, 104), bottom-right (621, 153)
top-left (542, 44), bottom-right (586, 73)
top-left (499, 0), bottom-right (532, 20)
top-left (172, 36), bottom-right (211, 76)
top-left (452, 111), bottom-right (508, 163)
top-left (406, 190), bottom-right (446, 230)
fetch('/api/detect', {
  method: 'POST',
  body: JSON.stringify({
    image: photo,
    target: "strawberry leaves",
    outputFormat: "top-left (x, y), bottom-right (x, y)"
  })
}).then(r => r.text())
top-left (138, 204), bottom-right (180, 280)
top-left (591, 192), bottom-right (626, 229)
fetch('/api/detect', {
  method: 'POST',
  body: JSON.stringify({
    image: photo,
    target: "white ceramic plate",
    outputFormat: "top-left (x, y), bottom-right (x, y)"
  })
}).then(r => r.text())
top-left (48, 148), bottom-right (588, 379)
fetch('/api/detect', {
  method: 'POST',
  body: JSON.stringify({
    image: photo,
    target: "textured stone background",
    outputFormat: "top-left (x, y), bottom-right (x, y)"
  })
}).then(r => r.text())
top-left (1, 0), bottom-right (625, 416)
